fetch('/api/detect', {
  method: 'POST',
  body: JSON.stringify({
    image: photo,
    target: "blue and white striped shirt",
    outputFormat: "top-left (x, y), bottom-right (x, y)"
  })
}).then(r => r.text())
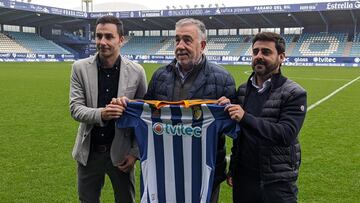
top-left (116, 101), bottom-right (239, 203)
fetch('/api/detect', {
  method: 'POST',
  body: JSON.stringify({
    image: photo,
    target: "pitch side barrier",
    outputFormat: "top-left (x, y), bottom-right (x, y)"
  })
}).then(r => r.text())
top-left (0, 53), bottom-right (75, 62)
top-left (1, 53), bottom-right (359, 67)
top-left (120, 55), bottom-right (360, 67)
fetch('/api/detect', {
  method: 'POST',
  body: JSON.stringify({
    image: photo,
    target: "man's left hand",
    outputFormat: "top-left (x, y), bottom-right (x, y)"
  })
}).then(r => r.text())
top-left (225, 104), bottom-right (245, 123)
top-left (118, 154), bottom-right (137, 173)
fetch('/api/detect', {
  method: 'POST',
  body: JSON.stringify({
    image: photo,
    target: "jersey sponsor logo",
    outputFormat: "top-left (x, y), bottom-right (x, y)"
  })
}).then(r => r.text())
top-left (152, 122), bottom-right (202, 138)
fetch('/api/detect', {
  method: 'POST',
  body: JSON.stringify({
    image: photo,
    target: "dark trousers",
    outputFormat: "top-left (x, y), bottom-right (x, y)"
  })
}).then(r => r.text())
top-left (210, 183), bottom-right (221, 203)
top-left (77, 151), bottom-right (135, 203)
top-left (233, 174), bottom-right (298, 203)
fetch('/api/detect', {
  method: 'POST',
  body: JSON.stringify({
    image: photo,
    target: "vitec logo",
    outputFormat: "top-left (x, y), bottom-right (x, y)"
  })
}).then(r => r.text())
top-left (152, 122), bottom-right (202, 138)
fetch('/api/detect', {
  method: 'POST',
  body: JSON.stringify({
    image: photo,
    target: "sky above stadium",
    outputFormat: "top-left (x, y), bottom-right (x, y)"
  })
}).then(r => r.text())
top-left (30, 0), bottom-right (349, 11)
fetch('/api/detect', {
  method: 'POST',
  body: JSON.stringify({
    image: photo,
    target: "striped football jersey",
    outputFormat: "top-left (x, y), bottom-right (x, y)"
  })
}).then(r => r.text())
top-left (116, 100), bottom-right (239, 203)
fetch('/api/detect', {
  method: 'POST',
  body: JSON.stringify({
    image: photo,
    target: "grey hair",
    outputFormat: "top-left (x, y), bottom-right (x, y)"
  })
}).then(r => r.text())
top-left (175, 18), bottom-right (207, 41)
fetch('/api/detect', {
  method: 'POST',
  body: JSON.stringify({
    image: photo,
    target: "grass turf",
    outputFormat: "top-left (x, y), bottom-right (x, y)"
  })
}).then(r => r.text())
top-left (0, 62), bottom-right (359, 202)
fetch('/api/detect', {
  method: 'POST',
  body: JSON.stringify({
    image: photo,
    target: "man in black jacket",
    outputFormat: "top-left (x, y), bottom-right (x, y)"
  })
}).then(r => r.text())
top-left (114, 18), bottom-right (236, 203)
top-left (219, 32), bottom-right (307, 203)
top-left (145, 18), bottom-right (236, 203)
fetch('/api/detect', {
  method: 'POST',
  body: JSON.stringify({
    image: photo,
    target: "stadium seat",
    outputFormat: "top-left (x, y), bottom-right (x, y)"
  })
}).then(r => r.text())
top-left (349, 33), bottom-right (360, 57)
top-left (292, 32), bottom-right (347, 57)
top-left (6, 32), bottom-right (71, 54)
top-left (0, 33), bottom-right (30, 53)
top-left (122, 35), bottom-right (250, 56)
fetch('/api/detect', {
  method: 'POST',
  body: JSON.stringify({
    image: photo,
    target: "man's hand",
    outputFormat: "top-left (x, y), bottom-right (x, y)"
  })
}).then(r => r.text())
top-left (217, 96), bottom-right (231, 106)
top-left (118, 154), bottom-right (137, 173)
top-left (225, 104), bottom-right (245, 123)
top-left (101, 104), bottom-right (125, 121)
top-left (218, 96), bottom-right (245, 122)
top-left (226, 175), bottom-right (233, 187)
top-left (111, 96), bottom-right (129, 107)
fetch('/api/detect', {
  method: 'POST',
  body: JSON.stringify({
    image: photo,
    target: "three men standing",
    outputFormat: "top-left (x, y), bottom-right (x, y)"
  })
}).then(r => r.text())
top-left (70, 15), bottom-right (306, 203)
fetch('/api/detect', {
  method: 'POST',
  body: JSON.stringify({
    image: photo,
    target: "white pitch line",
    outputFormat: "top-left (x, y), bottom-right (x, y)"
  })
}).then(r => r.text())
top-left (225, 75), bottom-right (360, 162)
top-left (290, 77), bottom-right (351, 81)
top-left (307, 75), bottom-right (360, 111)
top-left (244, 70), bottom-right (252, 75)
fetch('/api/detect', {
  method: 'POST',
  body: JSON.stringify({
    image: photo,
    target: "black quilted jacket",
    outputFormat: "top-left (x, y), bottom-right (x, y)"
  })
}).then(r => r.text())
top-left (144, 57), bottom-right (236, 186)
top-left (230, 72), bottom-right (307, 182)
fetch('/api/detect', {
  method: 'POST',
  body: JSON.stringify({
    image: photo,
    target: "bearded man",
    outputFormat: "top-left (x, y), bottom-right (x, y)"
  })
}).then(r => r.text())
top-left (218, 32), bottom-right (307, 203)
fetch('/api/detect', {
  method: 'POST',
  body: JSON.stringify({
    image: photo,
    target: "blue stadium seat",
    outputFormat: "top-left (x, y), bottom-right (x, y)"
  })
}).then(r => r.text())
top-left (122, 35), bottom-right (250, 56)
top-left (292, 32), bottom-right (348, 57)
top-left (6, 32), bottom-right (71, 54)
top-left (0, 33), bottom-right (30, 53)
top-left (349, 33), bottom-right (360, 57)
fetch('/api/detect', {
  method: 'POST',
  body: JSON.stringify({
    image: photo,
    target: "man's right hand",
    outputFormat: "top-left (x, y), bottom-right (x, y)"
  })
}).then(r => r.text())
top-left (101, 104), bottom-right (125, 121)
top-left (226, 175), bottom-right (233, 187)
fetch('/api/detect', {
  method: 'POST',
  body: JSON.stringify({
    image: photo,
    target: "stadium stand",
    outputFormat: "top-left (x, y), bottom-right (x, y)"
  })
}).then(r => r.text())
top-left (283, 34), bottom-right (295, 44)
top-left (234, 34), bottom-right (297, 56)
top-left (204, 36), bottom-right (245, 56)
top-left (6, 32), bottom-right (71, 54)
top-left (124, 35), bottom-right (253, 56)
top-left (0, 33), bottom-right (30, 53)
top-left (124, 33), bottom-right (350, 57)
top-left (122, 36), bottom-right (167, 55)
top-left (292, 32), bottom-right (348, 57)
top-left (155, 37), bottom-right (174, 55)
top-left (0, 1), bottom-right (358, 65)
top-left (349, 33), bottom-right (360, 57)
top-left (1, 30), bottom-right (354, 59)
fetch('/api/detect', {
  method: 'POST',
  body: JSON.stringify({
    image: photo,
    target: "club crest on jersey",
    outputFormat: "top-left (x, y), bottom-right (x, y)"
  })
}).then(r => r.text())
top-left (152, 122), bottom-right (202, 138)
top-left (192, 106), bottom-right (202, 120)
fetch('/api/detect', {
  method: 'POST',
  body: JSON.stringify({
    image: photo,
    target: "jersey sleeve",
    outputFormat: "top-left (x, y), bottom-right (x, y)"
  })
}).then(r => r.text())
top-left (116, 101), bottom-right (144, 129)
top-left (208, 104), bottom-right (240, 139)
top-left (221, 120), bottom-right (240, 139)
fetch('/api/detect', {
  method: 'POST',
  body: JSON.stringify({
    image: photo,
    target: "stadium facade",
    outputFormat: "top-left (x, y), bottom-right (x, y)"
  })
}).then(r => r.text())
top-left (0, 0), bottom-right (359, 66)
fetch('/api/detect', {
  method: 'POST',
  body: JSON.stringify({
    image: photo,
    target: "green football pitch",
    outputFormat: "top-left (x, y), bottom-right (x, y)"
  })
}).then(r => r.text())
top-left (0, 62), bottom-right (359, 202)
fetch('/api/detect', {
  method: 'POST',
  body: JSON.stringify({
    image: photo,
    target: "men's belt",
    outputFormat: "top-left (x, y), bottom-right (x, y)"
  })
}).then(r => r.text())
top-left (91, 143), bottom-right (111, 153)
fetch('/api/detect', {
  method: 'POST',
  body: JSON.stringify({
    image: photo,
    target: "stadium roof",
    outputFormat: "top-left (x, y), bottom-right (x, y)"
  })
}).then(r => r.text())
top-left (0, 8), bottom-right (87, 27)
top-left (111, 10), bottom-right (360, 31)
top-left (0, 0), bottom-right (359, 32)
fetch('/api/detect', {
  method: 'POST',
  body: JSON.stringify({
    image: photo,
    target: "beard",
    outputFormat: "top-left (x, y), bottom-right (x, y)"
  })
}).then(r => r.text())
top-left (251, 58), bottom-right (280, 78)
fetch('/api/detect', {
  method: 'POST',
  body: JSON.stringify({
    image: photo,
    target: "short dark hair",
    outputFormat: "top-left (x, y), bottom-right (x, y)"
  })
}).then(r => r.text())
top-left (96, 15), bottom-right (124, 36)
top-left (252, 32), bottom-right (285, 54)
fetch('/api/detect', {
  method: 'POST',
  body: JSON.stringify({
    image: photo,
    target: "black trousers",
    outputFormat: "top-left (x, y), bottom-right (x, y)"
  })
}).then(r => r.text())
top-left (232, 174), bottom-right (298, 203)
top-left (77, 151), bottom-right (135, 203)
top-left (210, 183), bottom-right (221, 203)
